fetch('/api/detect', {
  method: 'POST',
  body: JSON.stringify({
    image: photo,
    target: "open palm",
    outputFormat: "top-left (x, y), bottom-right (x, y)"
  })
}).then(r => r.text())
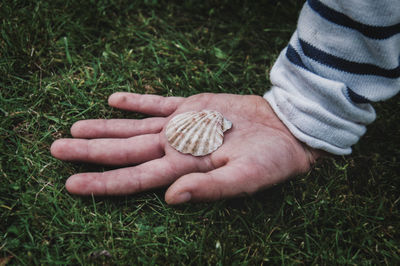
top-left (51, 92), bottom-right (320, 204)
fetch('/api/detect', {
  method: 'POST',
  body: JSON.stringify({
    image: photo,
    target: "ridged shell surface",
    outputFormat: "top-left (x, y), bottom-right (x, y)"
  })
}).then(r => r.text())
top-left (165, 110), bottom-right (232, 156)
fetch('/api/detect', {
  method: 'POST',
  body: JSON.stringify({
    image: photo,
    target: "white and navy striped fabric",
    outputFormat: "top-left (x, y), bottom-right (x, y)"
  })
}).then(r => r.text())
top-left (264, 0), bottom-right (400, 155)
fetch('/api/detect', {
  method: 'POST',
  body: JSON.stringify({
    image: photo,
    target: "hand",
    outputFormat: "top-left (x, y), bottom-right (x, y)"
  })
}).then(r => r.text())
top-left (51, 92), bottom-right (321, 204)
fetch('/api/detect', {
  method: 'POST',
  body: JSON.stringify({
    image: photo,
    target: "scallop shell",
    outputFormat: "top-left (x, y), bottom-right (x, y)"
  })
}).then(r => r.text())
top-left (165, 110), bottom-right (232, 156)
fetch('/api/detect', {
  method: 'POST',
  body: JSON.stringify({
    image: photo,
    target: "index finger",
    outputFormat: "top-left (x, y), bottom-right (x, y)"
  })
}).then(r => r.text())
top-left (108, 93), bottom-right (184, 116)
top-left (65, 155), bottom-right (196, 195)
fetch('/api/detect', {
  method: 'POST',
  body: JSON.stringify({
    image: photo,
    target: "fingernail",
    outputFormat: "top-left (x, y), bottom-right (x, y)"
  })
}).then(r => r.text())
top-left (171, 192), bottom-right (191, 204)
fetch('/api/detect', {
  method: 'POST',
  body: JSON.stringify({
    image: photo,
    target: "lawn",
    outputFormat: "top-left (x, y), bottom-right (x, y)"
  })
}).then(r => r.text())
top-left (1, 0), bottom-right (399, 264)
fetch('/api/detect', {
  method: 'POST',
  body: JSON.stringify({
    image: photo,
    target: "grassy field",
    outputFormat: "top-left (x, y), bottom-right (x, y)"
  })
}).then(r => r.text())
top-left (1, 0), bottom-right (399, 264)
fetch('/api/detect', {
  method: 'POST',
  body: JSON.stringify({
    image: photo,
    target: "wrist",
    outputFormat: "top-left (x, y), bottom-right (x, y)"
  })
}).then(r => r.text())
top-left (260, 95), bottom-right (328, 167)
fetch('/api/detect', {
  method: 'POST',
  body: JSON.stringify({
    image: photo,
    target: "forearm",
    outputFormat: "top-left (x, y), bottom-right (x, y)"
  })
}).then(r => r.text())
top-left (265, 0), bottom-right (400, 155)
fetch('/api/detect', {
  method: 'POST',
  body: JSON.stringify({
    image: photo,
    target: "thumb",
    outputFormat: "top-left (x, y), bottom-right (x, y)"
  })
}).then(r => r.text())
top-left (165, 163), bottom-right (263, 204)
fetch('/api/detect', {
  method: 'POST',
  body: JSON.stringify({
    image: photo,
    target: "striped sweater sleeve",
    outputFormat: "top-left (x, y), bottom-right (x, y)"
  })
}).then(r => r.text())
top-left (264, 0), bottom-right (400, 155)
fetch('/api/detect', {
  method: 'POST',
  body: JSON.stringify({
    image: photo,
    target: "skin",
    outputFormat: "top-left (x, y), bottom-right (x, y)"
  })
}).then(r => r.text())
top-left (51, 92), bottom-right (322, 204)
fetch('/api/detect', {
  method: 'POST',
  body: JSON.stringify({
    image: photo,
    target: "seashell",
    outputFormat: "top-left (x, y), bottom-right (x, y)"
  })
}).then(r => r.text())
top-left (165, 110), bottom-right (232, 156)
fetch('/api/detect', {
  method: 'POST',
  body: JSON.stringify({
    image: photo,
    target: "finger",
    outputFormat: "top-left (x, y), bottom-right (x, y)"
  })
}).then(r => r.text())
top-left (108, 92), bottom-right (184, 116)
top-left (165, 162), bottom-right (267, 204)
top-left (70, 117), bottom-right (165, 138)
top-left (50, 134), bottom-right (163, 165)
top-left (65, 156), bottom-right (193, 195)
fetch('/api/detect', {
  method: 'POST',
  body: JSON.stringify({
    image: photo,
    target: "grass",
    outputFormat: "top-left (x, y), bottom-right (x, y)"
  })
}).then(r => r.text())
top-left (1, 0), bottom-right (399, 264)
